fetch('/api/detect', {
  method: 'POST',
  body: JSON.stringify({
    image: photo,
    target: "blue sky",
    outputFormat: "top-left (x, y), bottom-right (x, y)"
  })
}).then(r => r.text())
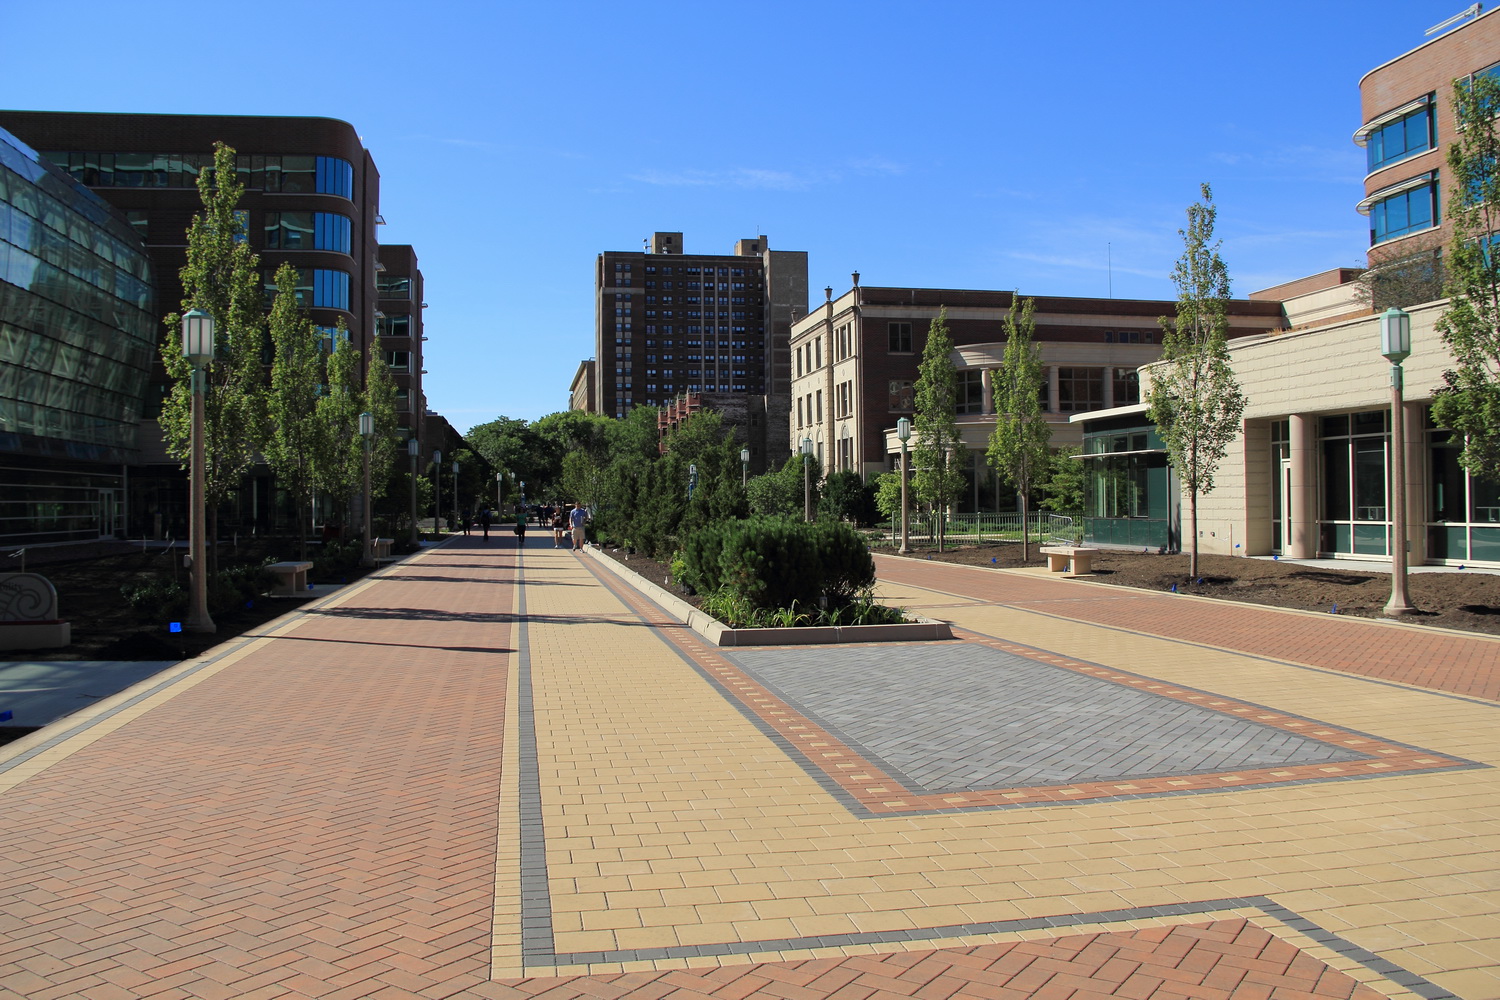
top-left (4, 0), bottom-right (1477, 429)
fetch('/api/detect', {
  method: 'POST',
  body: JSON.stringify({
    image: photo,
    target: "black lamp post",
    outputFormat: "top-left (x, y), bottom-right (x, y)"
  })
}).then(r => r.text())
top-left (432, 449), bottom-right (442, 533)
top-left (407, 438), bottom-right (420, 545)
top-left (359, 411), bottom-right (374, 566)
top-left (181, 308), bottom-right (215, 633)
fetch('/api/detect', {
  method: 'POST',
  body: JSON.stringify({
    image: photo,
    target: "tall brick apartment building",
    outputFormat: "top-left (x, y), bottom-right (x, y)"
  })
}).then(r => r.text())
top-left (593, 232), bottom-right (807, 468)
top-left (789, 281), bottom-right (1283, 511)
top-left (1357, 5), bottom-right (1500, 271)
top-left (0, 110), bottom-right (432, 534)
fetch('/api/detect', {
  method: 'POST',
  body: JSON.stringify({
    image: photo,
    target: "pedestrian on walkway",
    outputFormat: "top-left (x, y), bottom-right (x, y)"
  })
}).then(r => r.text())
top-left (514, 508), bottom-right (528, 546)
top-left (479, 507), bottom-right (492, 542)
top-left (551, 506), bottom-right (567, 547)
top-left (569, 501), bottom-right (589, 551)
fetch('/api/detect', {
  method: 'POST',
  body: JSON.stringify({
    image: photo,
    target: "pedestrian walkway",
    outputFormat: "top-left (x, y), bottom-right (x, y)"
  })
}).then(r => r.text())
top-left (0, 539), bottom-right (1494, 1000)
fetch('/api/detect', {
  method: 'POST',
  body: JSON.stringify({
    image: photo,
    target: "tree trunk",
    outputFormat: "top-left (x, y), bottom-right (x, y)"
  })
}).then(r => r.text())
top-left (1021, 493), bottom-right (1030, 563)
top-left (1188, 489), bottom-right (1199, 580)
top-left (209, 506), bottom-right (219, 577)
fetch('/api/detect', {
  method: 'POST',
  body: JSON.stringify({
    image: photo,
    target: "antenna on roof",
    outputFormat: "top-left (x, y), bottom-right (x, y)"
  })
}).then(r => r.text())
top-left (1426, 3), bottom-right (1481, 36)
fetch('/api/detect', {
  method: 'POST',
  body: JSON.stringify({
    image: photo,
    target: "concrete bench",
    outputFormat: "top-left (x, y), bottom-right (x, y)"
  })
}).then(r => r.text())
top-left (267, 561), bottom-right (313, 596)
top-left (1039, 545), bottom-right (1099, 577)
top-left (372, 538), bottom-right (395, 562)
top-left (0, 573), bottom-right (70, 650)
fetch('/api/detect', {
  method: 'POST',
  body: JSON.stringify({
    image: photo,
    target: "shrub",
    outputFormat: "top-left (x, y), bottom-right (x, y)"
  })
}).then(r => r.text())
top-left (679, 517), bottom-right (875, 612)
top-left (121, 578), bottom-right (187, 617)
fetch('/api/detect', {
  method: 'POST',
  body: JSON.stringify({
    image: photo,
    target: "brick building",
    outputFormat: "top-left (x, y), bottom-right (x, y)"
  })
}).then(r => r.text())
top-left (593, 232), bottom-right (807, 468)
top-left (788, 279), bottom-right (1282, 511)
top-left (1357, 4), bottom-right (1500, 271)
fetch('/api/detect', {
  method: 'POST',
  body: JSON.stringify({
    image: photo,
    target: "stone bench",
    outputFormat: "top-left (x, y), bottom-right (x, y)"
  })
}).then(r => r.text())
top-left (1039, 545), bottom-right (1100, 577)
top-left (267, 561), bottom-right (313, 596)
top-left (372, 537), bottom-right (395, 562)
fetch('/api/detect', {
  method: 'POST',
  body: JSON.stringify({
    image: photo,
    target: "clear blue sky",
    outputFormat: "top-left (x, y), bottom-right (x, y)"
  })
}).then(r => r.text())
top-left (4, 0), bottom-right (1476, 431)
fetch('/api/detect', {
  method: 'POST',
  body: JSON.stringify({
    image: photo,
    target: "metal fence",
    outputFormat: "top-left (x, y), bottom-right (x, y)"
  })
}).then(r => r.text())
top-left (886, 511), bottom-right (1081, 546)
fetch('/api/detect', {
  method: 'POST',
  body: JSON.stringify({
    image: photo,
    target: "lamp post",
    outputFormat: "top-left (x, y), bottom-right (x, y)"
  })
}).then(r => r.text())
top-left (452, 459), bottom-right (460, 531)
top-left (407, 438), bottom-right (420, 545)
top-left (181, 308), bottom-right (215, 633)
top-left (801, 436), bottom-right (814, 522)
top-left (359, 412), bottom-right (374, 566)
top-left (496, 471), bottom-right (503, 511)
top-left (896, 417), bottom-right (912, 554)
top-left (432, 449), bottom-right (442, 534)
top-left (1381, 307), bottom-right (1416, 616)
top-left (740, 446), bottom-right (750, 487)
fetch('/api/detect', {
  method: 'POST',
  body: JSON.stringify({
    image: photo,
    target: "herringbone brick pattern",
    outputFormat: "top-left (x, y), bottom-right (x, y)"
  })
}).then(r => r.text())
top-left (482, 919), bottom-right (1386, 999)
top-left (875, 556), bottom-right (1500, 700)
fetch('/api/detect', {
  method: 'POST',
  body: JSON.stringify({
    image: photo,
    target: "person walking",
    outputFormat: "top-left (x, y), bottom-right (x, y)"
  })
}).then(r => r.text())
top-left (568, 501), bottom-right (589, 551)
top-left (551, 506), bottom-right (567, 547)
top-left (514, 507), bottom-right (528, 546)
top-left (479, 506), bottom-right (492, 542)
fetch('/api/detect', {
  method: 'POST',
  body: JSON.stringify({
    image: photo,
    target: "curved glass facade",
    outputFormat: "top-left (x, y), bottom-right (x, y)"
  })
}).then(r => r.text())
top-left (0, 126), bottom-right (156, 543)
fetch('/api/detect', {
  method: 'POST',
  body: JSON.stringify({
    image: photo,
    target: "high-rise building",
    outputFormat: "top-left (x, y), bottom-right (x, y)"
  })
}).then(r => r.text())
top-left (0, 110), bottom-right (432, 535)
top-left (593, 232), bottom-right (807, 463)
top-left (0, 125), bottom-right (157, 545)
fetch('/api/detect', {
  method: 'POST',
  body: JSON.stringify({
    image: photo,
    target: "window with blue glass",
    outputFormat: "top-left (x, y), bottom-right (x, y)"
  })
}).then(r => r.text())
top-left (313, 212), bottom-right (351, 253)
top-left (316, 157), bottom-right (353, 198)
top-left (1366, 102), bottom-right (1434, 173)
top-left (1370, 176), bottom-right (1439, 245)
top-left (312, 269), bottom-right (349, 310)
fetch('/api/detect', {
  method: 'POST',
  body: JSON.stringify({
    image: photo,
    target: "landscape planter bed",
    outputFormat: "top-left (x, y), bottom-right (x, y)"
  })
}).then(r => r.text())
top-left (586, 545), bottom-right (951, 646)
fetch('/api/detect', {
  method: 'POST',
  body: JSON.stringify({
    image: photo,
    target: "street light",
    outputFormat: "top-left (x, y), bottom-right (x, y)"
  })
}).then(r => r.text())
top-left (801, 436), bottom-right (814, 522)
top-left (1381, 307), bottom-right (1416, 616)
top-left (896, 417), bottom-right (912, 555)
top-left (741, 446), bottom-right (750, 487)
top-left (181, 308), bottom-right (215, 633)
top-left (452, 459), bottom-right (460, 532)
top-left (407, 438), bottom-right (420, 545)
top-left (496, 471), bottom-right (504, 511)
top-left (432, 449), bottom-right (442, 533)
top-left (359, 412), bottom-right (375, 566)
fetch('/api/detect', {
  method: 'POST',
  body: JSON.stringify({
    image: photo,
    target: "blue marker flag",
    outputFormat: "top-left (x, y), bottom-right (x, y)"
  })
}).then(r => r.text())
top-left (169, 622), bottom-right (182, 633)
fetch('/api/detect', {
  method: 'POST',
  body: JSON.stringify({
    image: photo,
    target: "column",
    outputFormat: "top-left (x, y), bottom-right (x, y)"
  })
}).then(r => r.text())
top-left (1288, 413), bottom-right (1316, 559)
top-left (981, 369), bottom-right (994, 414)
top-left (1047, 366), bottom-right (1060, 415)
top-left (1402, 400), bottom-right (1426, 565)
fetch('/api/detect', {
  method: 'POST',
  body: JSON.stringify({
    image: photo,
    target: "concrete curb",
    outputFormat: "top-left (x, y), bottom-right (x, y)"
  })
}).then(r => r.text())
top-left (583, 545), bottom-right (952, 646)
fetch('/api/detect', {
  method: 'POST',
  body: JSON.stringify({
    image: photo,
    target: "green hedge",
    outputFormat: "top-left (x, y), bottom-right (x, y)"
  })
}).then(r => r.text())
top-left (678, 517), bottom-right (875, 611)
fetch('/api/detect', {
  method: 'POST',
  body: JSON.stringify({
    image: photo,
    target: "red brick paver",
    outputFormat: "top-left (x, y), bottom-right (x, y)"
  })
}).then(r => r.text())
top-left (876, 555), bottom-right (1500, 700)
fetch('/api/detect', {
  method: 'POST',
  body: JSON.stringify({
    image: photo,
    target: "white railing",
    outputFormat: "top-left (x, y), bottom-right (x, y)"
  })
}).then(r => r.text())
top-left (887, 511), bottom-right (1080, 545)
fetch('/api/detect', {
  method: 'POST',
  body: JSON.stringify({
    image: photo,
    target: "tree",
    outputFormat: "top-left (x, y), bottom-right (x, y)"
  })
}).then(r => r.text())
top-left (872, 471), bottom-right (903, 522)
top-left (912, 307), bottom-right (967, 551)
top-left (159, 141), bottom-right (265, 567)
top-left (1147, 183), bottom-right (1247, 577)
top-left (315, 329), bottom-right (363, 530)
top-left (1433, 70), bottom-right (1500, 483)
top-left (363, 343), bottom-right (400, 509)
top-left (1038, 446), bottom-right (1085, 514)
top-left (263, 263), bottom-right (324, 558)
top-left (985, 294), bottom-right (1050, 560)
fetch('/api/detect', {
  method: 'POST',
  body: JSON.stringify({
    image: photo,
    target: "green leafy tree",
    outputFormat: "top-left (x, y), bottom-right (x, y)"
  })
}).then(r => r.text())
top-left (363, 343), bottom-right (400, 509)
top-left (1434, 71), bottom-right (1500, 482)
top-left (1147, 183), bottom-right (1247, 577)
top-left (872, 471), bottom-right (903, 522)
top-left (912, 307), bottom-right (966, 551)
top-left (263, 263), bottom-right (323, 558)
top-left (159, 141), bottom-right (265, 566)
top-left (1039, 446), bottom-right (1085, 513)
top-left (315, 329), bottom-right (363, 531)
top-left (819, 470), bottom-right (877, 525)
top-left (985, 295), bottom-right (1051, 560)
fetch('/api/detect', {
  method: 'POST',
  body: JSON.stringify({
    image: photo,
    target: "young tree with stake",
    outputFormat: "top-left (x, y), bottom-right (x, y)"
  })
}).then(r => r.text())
top-left (986, 294), bottom-right (1050, 561)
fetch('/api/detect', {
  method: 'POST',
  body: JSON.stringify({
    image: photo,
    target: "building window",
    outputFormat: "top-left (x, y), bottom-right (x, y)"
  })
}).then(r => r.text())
top-left (313, 269), bottom-right (350, 310)
top-left (889, 322), bottom-right (912, 353)
top-left (1369, 175), bottom-right (1439, 245)
top-left (956, 369), bottom-right (984, 414)
top-left (377, 314), bottom-right (411, 338)
top-left (1057, 367), bottom-right (1105, 412)
top-left (377, 274), bottom-right (411, 298)
top-left (888, 379), bottom-right (914, 411)
top-left (316, 156), bottom-right (354, 198)
top-left (1365, 101), bottom-right (1435, 174)
top-left (1113, 367), bottom-right (1140, 405)
top-left (385, 350), bottom-right (411, 372)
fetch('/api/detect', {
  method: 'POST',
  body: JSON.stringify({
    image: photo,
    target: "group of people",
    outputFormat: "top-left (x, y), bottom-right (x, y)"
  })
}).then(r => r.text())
top-left (511, 501), bottom-right (589, 550)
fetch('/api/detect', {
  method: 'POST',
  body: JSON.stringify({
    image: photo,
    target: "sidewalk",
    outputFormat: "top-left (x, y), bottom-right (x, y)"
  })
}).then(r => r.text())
top-left (0, 537), bottom-right (1493, 1000)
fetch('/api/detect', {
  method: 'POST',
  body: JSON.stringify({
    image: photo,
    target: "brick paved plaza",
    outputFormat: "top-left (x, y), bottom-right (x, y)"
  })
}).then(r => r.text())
top-left (0, 538), bottom-right (1496, 999)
